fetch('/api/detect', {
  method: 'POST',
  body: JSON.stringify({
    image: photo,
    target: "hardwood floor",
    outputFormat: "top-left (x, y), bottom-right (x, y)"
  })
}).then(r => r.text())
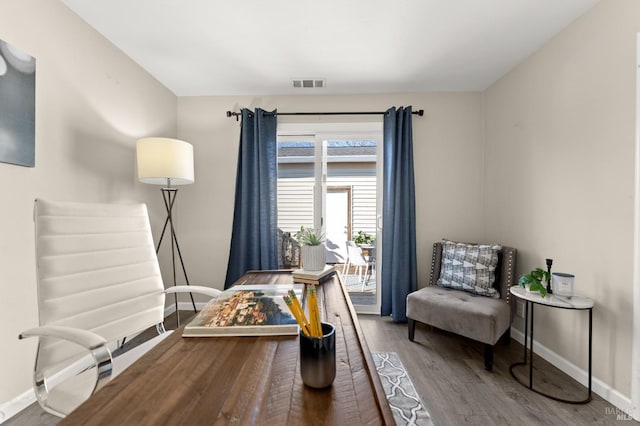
top-left (7, 312), bottom-right (625, 425)
top-left (358, 315), bottom-right (623, 425)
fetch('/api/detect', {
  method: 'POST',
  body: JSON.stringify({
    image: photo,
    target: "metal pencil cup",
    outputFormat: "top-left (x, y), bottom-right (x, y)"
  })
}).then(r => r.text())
top-left (299, 322), bottom-right (336, 388)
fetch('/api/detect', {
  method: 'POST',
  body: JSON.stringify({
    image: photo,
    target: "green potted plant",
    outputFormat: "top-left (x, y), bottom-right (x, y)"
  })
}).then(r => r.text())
top-left (353, 230), bottom-right (375, 245)
top-left (295, 226), bottom-right (325, 246)
top-left (518, 267), bottom-right (550, 297)
top-left (294, 226), bottom-right (326, 271)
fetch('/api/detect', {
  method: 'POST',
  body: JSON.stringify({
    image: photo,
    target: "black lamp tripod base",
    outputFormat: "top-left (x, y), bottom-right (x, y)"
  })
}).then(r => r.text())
top-left (156, 187), bottom-right (197, 327)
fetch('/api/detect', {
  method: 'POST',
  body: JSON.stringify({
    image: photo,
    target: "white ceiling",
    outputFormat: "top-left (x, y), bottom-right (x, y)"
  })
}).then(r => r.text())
top-left (61, 0), bottom-right (600, 97)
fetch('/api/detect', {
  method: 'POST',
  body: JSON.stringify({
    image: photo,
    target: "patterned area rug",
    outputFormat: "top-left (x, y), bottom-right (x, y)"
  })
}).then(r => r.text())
top-left (372, 352), bottom-right (433, 426)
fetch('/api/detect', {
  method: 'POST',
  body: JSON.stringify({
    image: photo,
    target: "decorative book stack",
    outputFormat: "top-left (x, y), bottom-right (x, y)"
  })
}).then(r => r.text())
top-left (292, 265), bottom-right (336, 285)
top-left (183, 284), bottom-right (305, 337)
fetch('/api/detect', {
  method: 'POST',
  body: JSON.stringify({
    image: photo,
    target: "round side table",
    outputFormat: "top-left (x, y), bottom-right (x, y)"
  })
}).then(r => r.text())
top-left (509, 285), bottom-right (593, 404)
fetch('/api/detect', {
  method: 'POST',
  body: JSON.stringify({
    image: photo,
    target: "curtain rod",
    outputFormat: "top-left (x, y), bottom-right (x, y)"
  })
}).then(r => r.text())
top-left (225, 109), bottom-right (424, 121)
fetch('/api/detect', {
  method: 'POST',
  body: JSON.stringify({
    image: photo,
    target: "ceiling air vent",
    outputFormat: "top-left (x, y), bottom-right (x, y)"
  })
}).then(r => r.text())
top-left (292, 78), bottom-right (325, 89)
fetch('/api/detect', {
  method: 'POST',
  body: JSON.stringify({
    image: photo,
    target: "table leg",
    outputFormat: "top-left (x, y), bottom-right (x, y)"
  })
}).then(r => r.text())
top-left (586, 308), bottom-right (593, 401)
top-left (529, 302), bottom-right (534, 389)
top-left (523, 300), bottom-right (529, 364)
top-left (509, 300), bottom-right (592, 404)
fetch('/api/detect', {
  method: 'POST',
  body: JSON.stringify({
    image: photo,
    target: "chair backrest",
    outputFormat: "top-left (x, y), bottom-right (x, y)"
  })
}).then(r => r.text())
top-left (429, 241), bottom-right (517, 314)
top-left (277, 228), bottom-right (300, 268)
top-left (346, 241), bottom-right (367, 266)
top-left (34, 199), bottom-right (166, 365)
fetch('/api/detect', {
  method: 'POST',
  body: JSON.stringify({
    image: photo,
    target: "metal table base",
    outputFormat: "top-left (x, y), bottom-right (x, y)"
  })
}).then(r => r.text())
top-left (509, 299), bottom-right (592, 404)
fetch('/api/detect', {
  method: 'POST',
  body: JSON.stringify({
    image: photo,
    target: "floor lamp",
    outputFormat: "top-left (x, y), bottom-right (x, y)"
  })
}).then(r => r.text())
top-left (136, 137), bottom-right (197, 327)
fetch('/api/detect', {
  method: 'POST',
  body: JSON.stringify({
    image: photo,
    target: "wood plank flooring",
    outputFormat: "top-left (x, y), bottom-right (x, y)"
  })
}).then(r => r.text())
top-left (358, 315), bottom-right (622, 425)
top-left (7, 312), bottom-right (624, 425)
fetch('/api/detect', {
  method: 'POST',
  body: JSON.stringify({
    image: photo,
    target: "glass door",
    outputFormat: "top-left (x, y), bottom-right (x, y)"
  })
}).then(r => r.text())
top-left (277, 123), bottom-right (382, 313)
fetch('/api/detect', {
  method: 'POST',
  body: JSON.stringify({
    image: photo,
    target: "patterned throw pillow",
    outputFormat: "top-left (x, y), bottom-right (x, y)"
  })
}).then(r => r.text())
top-left (436, 240), bottom-right (502, 298)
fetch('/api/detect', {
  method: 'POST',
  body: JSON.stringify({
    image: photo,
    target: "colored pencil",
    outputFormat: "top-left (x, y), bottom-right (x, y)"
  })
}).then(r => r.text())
top-left (283, 295), bottom-right (310, 336)
top-left (288, 290), bottom-right (311, 335)
top-left (288, 289), bottom-right (307, 326)
top-left (307, 285), bottom-right (322, 337)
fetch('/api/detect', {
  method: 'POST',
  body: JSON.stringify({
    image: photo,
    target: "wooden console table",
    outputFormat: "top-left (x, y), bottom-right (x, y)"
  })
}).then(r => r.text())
top-left (61, 270), bottom-right (394, 425)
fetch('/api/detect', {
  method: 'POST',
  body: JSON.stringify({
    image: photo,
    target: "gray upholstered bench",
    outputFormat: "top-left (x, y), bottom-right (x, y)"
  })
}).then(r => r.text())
top-left (407, 241), bottom-right (517, 371)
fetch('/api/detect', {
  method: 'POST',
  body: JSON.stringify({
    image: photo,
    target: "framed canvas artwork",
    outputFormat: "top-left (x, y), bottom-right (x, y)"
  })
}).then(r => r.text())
top-left (0, 38), bottom-right (35, 167)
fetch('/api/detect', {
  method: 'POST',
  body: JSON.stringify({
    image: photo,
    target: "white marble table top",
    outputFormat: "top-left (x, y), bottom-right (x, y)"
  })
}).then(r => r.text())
top-left (510, 285), bottom-right (594, 309)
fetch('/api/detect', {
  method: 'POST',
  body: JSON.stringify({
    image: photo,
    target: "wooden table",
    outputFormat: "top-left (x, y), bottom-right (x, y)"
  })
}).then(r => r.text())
top-left (62, 271), bottom-right (395, 425)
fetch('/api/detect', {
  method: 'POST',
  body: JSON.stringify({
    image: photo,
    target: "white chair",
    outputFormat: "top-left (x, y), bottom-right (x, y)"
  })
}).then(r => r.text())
top-left (343, 241), bottom-right (371, 290)
top-left (19, 199), bottom-right (222, 417)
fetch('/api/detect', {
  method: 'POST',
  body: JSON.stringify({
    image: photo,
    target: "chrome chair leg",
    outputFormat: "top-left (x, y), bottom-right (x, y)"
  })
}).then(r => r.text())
top-left (156, 323), bottom-right (167, 335)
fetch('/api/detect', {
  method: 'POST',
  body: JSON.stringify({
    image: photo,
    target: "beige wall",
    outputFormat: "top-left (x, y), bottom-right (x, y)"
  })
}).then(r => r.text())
top-left (484, 0), bottom-right (638, 396)
top-left (176, 93), bottom-right (484, 293)
top-left (0, 0), bottom-right (177, 409)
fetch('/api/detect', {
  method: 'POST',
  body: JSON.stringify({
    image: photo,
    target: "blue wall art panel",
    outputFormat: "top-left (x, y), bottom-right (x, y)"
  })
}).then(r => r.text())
top-left (0, 39), bottom-right (35, 167)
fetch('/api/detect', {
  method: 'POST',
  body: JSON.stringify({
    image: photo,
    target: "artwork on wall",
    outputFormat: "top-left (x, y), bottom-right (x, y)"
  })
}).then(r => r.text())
top-left (0, 38), bottom-right (35, 167)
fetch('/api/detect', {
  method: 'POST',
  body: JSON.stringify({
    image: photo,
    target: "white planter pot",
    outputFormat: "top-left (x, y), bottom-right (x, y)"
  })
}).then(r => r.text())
top-left (301, 244), bottom-right (326, 271)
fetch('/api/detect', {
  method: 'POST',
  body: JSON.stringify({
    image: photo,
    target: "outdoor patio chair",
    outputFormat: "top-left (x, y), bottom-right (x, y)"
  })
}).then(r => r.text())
top-left (343, 241), bottom-right (371, 290)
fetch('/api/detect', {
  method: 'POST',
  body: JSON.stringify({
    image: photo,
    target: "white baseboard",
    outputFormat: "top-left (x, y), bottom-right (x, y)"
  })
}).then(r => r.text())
top-left (511, 327), bottom-right (634, 414)
top-left (0, 387), bottom-right (36, 424)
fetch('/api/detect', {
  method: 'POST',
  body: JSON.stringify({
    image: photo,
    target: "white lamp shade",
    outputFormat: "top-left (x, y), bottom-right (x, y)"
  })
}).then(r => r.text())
top-left (136, 137), bottom-right (194, 185)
